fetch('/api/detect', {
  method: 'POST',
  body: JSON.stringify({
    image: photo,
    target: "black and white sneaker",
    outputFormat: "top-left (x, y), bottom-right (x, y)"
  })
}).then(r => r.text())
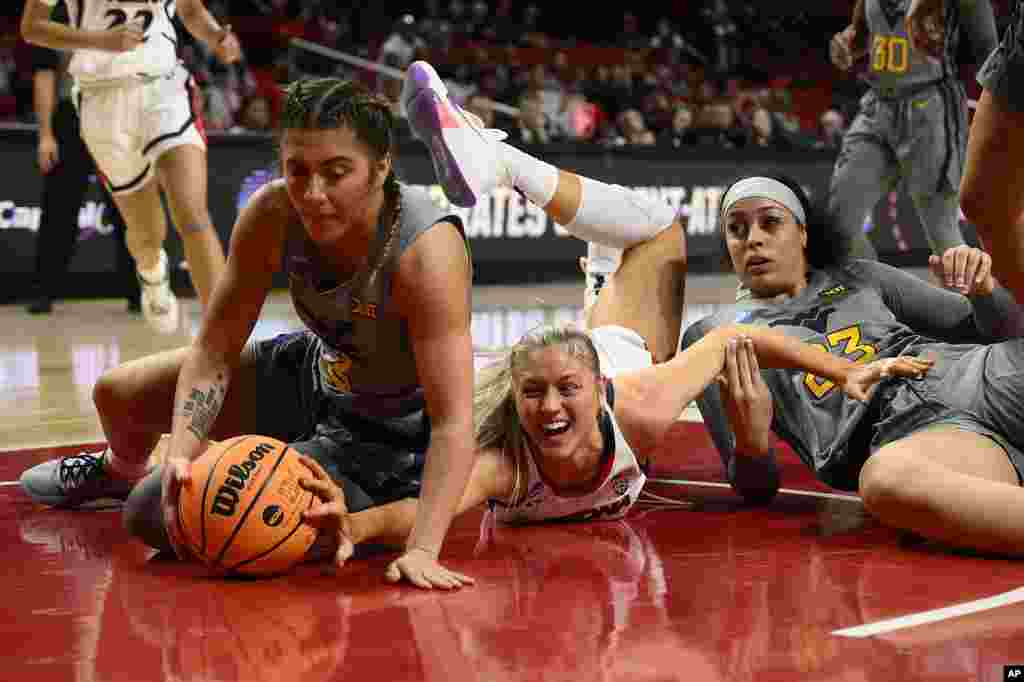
top-left (20, 450), bottom-right (136, 508)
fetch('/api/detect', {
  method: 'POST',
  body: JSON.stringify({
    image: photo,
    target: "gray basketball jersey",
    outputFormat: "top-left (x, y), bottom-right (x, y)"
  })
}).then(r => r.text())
top-left (684, 260), bottom-right (1016, 490)
top-left (865, 0), bottom-right (949, 92)
top-left (285, 184), bottom-right (463, 419)
top-left (864, 0), bottom-right (996, 95)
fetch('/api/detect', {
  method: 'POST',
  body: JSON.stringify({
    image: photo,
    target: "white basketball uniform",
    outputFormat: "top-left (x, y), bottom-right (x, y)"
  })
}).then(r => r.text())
top-left (41, 0), bottom-right (206, 194)
top-left (490, 326), bottom-right (651, 524)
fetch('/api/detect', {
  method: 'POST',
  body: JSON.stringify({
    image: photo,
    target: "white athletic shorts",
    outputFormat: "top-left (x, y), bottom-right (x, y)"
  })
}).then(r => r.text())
top-left (75, 63), bottom-right (206, 195)
top-left (589, 325), bottom-right (653, 378)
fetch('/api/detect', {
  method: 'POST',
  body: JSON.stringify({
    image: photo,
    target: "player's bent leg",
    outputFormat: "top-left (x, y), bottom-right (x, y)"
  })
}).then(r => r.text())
top-left (155, 143), bottom-right (227, 307)
top-left (859, 426), bottom-right (1024, 555)
top-left (959, 90), bottom-right (1024, 302)
top-left (403, 62), bottom-right (677, 247)
top-left (19, 347), bottom-right (185, 509)
top-left (20, 344), bottom-right (272, 509)
top-left (586, 222), bottom-right (687, 364)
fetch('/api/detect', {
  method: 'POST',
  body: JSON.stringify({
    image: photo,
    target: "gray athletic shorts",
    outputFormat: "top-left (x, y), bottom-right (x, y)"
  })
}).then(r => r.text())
top-left (869, 339), bottom-right (1024, 485)
top-left (243, 330), bottom-right (429, 508)
top-left (977, 0), bottom-right (1024, 112)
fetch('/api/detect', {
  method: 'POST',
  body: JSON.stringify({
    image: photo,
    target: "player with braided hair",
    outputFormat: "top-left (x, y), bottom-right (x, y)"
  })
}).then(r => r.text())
top-left (20, 76), bottom-right (479, 590)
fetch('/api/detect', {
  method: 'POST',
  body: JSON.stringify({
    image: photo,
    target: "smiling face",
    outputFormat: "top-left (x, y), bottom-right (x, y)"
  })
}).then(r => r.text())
top-left (280, 126), bottom-right (389, 245)
top-left (722, 196), bottom-right (809, 298)
top-left (512, 344), bottom-right (605, 470)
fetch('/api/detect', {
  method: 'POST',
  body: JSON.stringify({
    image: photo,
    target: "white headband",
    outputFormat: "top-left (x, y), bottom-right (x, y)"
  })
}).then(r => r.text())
top-left (719, 177), bottom-right (806, 226)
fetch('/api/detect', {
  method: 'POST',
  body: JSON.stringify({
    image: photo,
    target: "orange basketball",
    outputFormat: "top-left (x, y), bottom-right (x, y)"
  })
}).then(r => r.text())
top-left (177, 435), bottom-right (319, 577)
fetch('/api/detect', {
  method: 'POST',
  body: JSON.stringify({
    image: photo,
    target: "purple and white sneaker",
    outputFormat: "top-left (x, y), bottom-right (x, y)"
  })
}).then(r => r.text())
top-left (402, 60), bottom-right (508, 208)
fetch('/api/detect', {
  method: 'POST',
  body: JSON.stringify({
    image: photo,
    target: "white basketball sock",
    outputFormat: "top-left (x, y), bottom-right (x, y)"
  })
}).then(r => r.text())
top-left (137, 248), bottom-right (167, 284)
top-left (496, 141), bottom-right (559, 208)
top-left (583, 242), bottom-right (623, 311)
top-left (566, 177), bottom-right (677, 249)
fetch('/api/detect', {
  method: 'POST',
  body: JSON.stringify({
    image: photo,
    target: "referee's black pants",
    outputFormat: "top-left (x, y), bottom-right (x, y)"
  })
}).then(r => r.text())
top-left (30, 98), bottom-right (139, 307)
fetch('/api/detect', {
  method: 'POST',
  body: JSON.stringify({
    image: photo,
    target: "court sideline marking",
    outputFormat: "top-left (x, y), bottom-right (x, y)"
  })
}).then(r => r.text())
top-left (648, 477), bottom-right (862, 502)
top-left (832, 587), bottom-right (1024, 638)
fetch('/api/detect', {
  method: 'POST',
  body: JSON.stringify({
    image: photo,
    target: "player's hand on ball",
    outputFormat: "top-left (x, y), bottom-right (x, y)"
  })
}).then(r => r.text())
top-left (297, 455), bottom-right (355, 568)
top-left (160, 454), bottom-right (193, 560)
top-left (841, 356), bottom-right (934, 402)
top-left (929, 246), bottom-right (996, 297)
top-left (385, 547), bottom-right (475, 590)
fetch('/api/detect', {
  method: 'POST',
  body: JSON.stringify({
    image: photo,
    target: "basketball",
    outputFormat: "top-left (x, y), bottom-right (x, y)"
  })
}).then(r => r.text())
top-left (177, 435), bottom-right (319, 577)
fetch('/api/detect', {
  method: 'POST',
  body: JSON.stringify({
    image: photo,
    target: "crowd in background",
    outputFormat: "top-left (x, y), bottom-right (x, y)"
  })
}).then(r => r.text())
top-left (0, 0), bottom-right (1012, 149)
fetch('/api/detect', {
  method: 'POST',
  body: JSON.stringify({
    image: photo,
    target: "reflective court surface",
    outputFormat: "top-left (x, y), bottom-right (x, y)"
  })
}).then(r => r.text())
top-left (3, 275), bottom-right (1024, 682)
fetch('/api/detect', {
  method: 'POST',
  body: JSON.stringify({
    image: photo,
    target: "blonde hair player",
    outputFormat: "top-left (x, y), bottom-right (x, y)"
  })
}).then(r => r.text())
top-left (110, 209), bottom-right (926, 577)
top-left (291, 232), bottom-right (927, 571)
top-left (20, 0), bottom-right (238, 333)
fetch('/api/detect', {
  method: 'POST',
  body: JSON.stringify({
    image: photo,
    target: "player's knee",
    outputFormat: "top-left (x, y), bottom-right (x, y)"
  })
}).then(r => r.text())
top-left (122, 468), bottom-right (173, 552)
top-left (173, 213), bottom-right (214, 236)
top-left (92, 369), bottom-right (125, 421)
top-left (858, 451), bottom-right (919, 516)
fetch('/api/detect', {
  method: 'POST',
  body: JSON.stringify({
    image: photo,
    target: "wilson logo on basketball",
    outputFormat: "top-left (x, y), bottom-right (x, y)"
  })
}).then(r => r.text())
top-left (210, 443), bottom-right (275, 517)
top-left (262, 505), bottom-right (285, 527)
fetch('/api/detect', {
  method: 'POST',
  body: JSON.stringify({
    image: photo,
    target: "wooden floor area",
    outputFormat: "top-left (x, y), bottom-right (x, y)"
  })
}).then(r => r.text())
top-left (6, 271), bottom-right (1024, 682)
top-left (0, 273), bottom-right (739, 452)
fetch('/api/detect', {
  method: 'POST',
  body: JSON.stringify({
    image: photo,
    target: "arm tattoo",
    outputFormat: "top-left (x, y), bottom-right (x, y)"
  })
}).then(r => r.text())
top-left (179, 374), bottom-right (227, 440)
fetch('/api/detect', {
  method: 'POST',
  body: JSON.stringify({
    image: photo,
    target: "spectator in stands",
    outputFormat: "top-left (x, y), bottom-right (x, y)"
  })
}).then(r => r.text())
top-left (521, 63), bottom-right (564, 132)
top-left (611, 108), bottom-right (656, 146)
top-left (703, 0), bottom-right (741, 74)
top-left (378, 14), bottom-right (425, 70)
top-left (658, 103), bottom-right (697, 148)
top-left (743, 105), bottom-right (796, 150)
top-left (517, 4), bottom-right (548, 49)
top-left (465, 0), bottom-right (490, 43)
top-left (232, 93), bottom-right (274, 132)
top-left (507, 91), bottom-right (552, 145)
top-left (553, 91), bottom-right (599, 142)
top-left (606, 63), bottom-right (639, 118)
top-left (463, 92), bottom-right (496, 130)
top-left (650, 16), bottom-right (707, 67)
top-left (814, 108), bottom-right (846, 150)
top-left (199, 75), bottom-right (234, 131)
top-left (582, 64), bottom-right (617, 120)
top-left (616, 12), bottom-right (648, 50)
top-left (642, 89), bottom-right (676, 134)
top-left (692, 98), bottom-right (745, 149)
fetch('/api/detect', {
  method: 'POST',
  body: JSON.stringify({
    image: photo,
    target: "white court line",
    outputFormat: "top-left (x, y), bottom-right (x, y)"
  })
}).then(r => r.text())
top-left (833, 587), bottom-right (1024, 638)
top-left (648, 477), bottom-right (862, 502)
top-left (0, 438), bottom-right (104, 455)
